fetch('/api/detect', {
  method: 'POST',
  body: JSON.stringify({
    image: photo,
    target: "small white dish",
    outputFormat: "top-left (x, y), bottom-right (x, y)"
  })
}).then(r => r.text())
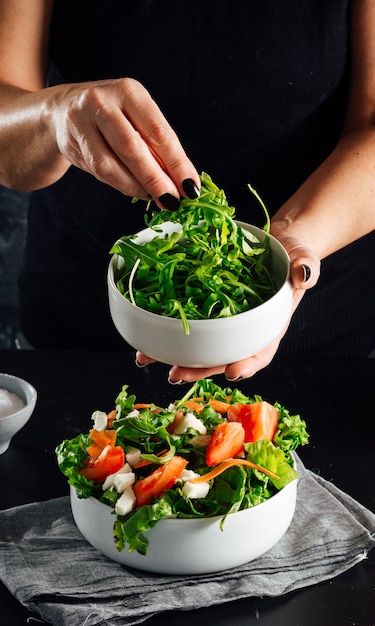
top-left (0, 373), bottom-right (37, 454)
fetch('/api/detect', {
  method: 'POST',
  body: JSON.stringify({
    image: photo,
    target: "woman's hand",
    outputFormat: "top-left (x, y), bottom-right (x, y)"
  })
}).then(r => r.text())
top-left (135, 232), bottom-right (321, 383)
top-left (47, 77), bottom-right (200, 206)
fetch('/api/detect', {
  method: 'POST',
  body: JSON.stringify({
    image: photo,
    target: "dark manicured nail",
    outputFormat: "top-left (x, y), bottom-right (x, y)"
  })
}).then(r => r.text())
top-left (302, 265), bottom-right (311, 282)
top-left (158, 193), bottom-right (180, 211)
top-left (182, 178), bottom-right (200, 199)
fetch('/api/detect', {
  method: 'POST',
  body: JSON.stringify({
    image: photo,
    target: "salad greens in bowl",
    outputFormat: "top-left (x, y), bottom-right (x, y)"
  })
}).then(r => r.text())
top-left (56, 378), bottom-right (309, 574)
top-left (107, 173), bottom-right (293, 367)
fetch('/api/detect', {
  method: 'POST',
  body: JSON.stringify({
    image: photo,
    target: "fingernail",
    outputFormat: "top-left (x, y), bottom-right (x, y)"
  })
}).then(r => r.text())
top-left (167, 376), bottom-right (185, 385)
top-left (182, 178), bottom-right (200, 199)
top-left (135, 358), bottom-right (147, 369)
top-left (302, 265), bottom-right (311, 282)
top-left (158, 193), bottom-right (180, 211)
top-left (226, 375), bottom-right (245, 382)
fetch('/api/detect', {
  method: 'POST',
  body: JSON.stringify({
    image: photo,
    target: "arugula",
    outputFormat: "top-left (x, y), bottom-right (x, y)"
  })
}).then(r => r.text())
top-left (110, 172), bottom-right (276, 334)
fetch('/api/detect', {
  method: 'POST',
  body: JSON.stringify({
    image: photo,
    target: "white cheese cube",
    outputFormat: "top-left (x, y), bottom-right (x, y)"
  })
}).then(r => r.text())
top-left (173, 412), bottom-right (207, 435)
top-left (125, 447), bottom-right (142, 468)
top-left (91, 410), bottom-right (108, 431)
top-left (182, 480), bottom-right (210, 499)
top-left (115, 487), bottom-right (137, 516)
top-left (180, 469), bottom-right (200, 482)
top-left (102, 463), bottom-right (132, 490)
top-left (114, 471), bottom-right (135, 493)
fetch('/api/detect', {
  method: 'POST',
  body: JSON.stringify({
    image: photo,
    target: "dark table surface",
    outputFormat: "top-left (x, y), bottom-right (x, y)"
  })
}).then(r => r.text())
top-left (0, 349), bottom-right (374, 626)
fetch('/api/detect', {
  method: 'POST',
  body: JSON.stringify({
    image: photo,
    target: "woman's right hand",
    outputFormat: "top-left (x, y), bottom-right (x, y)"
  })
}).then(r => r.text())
top-left (0, 2), bottom-right (199, 198)
top-left (47, 77), bottom-right (200, 206)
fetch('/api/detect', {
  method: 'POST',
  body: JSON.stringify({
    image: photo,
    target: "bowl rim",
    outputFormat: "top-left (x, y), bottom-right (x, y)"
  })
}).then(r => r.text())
top-left (108, 220), bottom-right (291, 325)
top-left (0, 373), bottom-right (37, 420)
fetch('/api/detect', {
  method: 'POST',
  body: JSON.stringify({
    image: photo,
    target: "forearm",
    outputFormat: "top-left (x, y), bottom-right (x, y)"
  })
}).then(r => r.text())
top-left (271, 127), bottom-right (375, 260)
top-left (0, 84), bottom-right (70, 191)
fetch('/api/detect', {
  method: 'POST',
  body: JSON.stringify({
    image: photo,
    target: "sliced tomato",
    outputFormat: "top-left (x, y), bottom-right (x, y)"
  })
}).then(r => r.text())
top-left (80, 445), bottom-right (125, 482)
top-left (206, 421), bottom-right (245, 467)
top-left (227, 401), bottom-right (278, 443)
top-left (133, 455), bottom-right (188, 507)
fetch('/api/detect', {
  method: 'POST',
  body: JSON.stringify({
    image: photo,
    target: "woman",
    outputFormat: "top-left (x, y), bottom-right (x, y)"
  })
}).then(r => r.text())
top-left (0, 0), bottom-right (374, 382)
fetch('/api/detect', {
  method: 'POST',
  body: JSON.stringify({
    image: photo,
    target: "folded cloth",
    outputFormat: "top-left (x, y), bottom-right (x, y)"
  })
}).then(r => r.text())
top-left (1, 457), bottom-right (374, 626)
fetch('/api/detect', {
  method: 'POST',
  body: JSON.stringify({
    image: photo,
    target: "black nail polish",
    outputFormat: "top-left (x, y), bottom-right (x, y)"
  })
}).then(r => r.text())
top-left (182, 178), bottom-right (200, 199)
top-left (302, 265), bottom-right (311, 282)
top-left (158, 193), bottom-right (180, 211)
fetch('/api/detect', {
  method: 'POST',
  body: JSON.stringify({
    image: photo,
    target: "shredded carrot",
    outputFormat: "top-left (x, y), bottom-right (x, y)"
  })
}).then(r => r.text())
top-left (133, 403), bottom-right (153, 409)
top-left (87, 428), bottom-right (117, 460)
top-left (86, 442), bottom-right (103, 460)
top-left (184, 399), bottom-right (205, 413)
top-left (88, 428), bottom-right (117, 449)
top-left (106, 409), bottom-right (117, 428)
top-left (189, 458), bottom-right (279, 483)
top-left (208, 398), bottom-right (231, 413)
top-left (134, 449), bottom-right (170, 469)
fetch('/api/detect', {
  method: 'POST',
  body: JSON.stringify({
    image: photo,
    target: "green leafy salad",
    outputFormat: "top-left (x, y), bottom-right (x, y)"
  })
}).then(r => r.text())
top-left (110, 172), bottom-right (277, 334)
top-left (56, 379), bottom-right (309, 556)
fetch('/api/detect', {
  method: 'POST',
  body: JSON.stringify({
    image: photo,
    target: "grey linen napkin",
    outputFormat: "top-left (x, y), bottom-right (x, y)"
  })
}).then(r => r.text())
top-left (1, 457), bottom-right (374, 626)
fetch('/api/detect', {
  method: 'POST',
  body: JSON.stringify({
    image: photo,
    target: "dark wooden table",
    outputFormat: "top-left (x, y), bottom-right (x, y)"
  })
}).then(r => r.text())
top-left (1, 350), bottom-right (374, 626)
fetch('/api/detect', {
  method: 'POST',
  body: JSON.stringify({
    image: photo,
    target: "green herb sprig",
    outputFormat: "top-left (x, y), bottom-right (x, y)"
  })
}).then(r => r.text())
top-left (110, 172), bottom-right (276, 334)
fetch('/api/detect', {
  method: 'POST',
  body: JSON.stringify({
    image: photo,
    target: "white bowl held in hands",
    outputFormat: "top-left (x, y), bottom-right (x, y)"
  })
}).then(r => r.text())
top-left (70, 474), bottom-right (297, 575)
top-left (0, 373), bottom-right (37, 454)
top-left (107, 222), bottom-right (293, 368)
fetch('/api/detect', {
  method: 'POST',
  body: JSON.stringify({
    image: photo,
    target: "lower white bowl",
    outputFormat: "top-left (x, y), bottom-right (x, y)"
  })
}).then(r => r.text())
top-left (70, 475), bottom-right (297, 575)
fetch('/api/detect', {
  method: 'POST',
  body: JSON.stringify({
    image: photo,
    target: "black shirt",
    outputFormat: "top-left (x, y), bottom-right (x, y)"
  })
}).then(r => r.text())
top-left (19, 0), bottom-right (375, 355)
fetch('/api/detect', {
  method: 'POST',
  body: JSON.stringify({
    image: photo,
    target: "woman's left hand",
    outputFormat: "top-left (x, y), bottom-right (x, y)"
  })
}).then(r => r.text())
top-left (136, 232), bottom-right (321, 383)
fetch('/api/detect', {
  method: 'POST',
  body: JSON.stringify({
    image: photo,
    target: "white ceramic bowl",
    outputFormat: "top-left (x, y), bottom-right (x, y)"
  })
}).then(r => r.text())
top-left (70, 474), bottom-right (297, 575)
top-left (107, 222), bottom-right (293, 367)
top-left (0, 373), bottom-right (37, 454)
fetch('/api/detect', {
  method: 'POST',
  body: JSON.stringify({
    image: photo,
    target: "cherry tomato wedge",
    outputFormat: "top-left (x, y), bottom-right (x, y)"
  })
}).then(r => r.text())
top-left (227, 401), bottom-right (278, 442)
top-left (133, 455), bottom-right (188, 507)
top-left (206, 421), bottom-right (245, 467)
top-left (80, 445), bottom-right (125, 483)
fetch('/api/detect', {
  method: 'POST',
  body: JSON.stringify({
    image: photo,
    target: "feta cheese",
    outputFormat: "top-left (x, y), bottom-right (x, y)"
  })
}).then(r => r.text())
top-left (180, 469), bottom-right (210, 498)
top-left (173, 412), bottom-right (207, 435)
top-left (91, 410), bottom-right (108, 431)
top-left (102, 463), bottom-right (132, 491)
top-left (114, 471), bottom-right (135, 493)
top-left (180, 469), bottom-right (200, 482)
top-left (182, 480), bottom-right (210, 499)
top-left (125, 409), bottom-right (140, 419)
top-left (115, 487), bottom-right (136, 516)
top-left (125, 446), bottom-right (142, 468)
